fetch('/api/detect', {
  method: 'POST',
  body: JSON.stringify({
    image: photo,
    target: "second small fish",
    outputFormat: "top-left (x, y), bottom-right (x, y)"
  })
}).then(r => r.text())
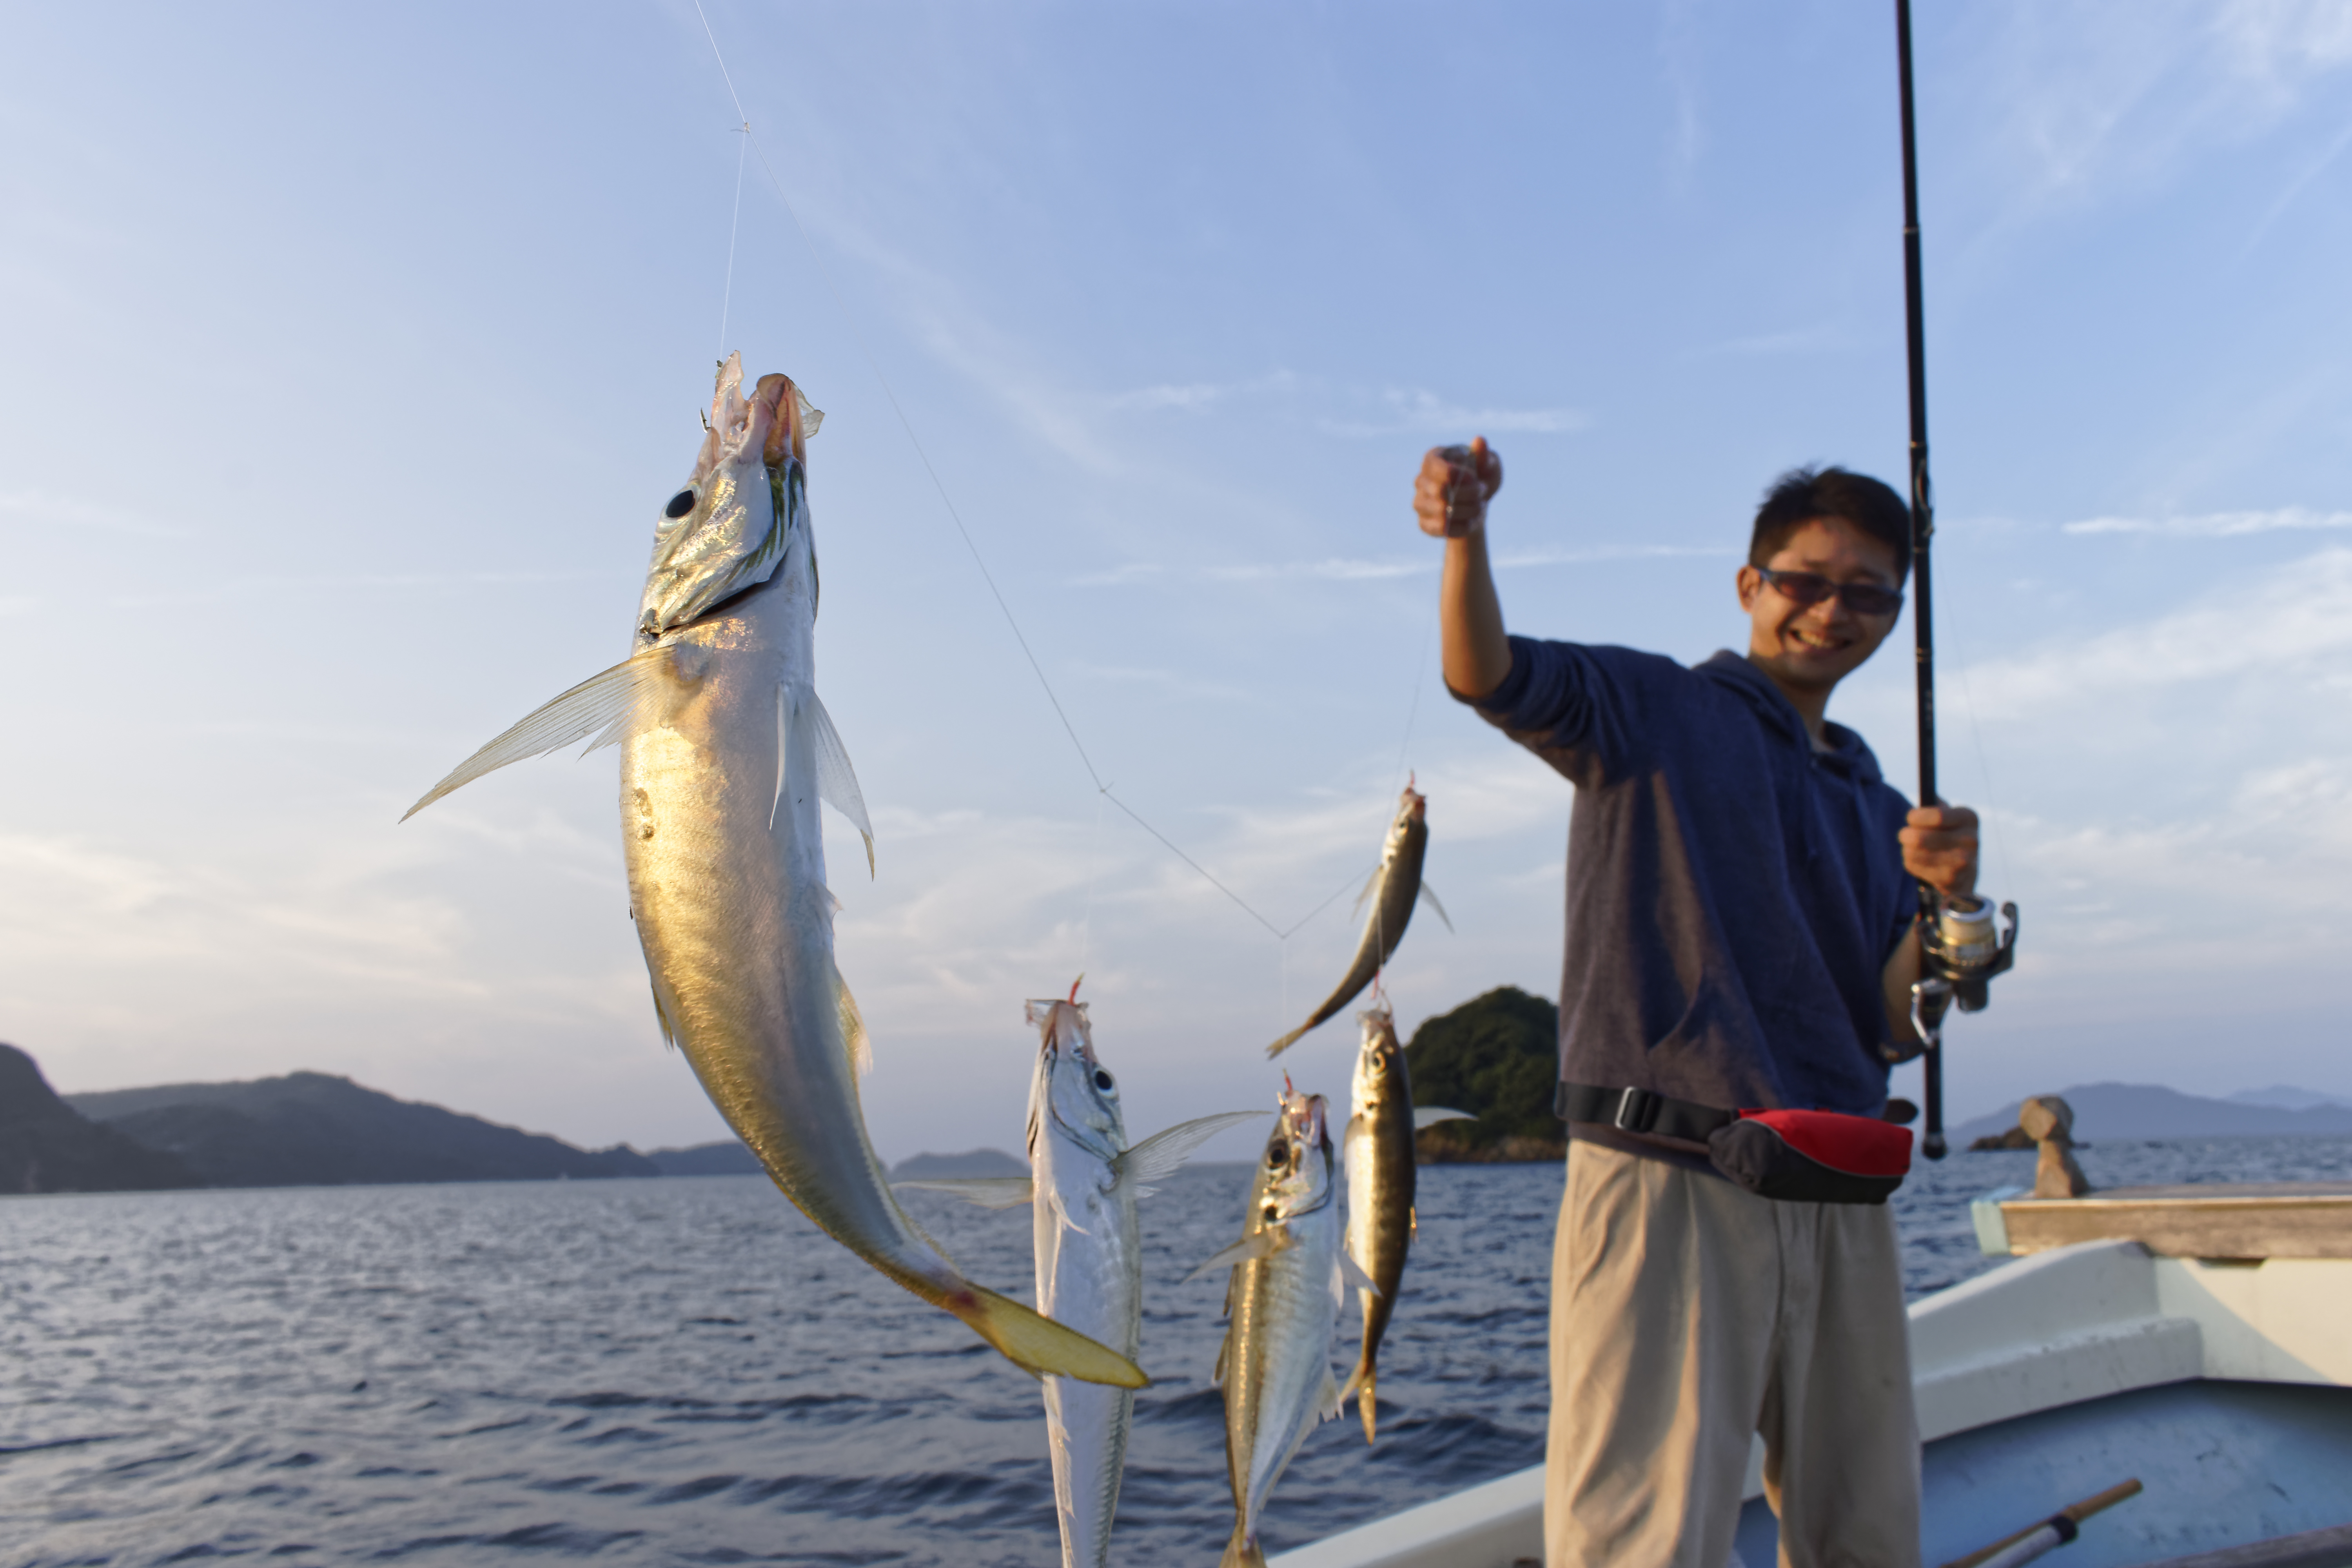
top-left (1196, 1085), bottom-right (1376, 1568)
top-left (1267, 783), bottom-right (1450, 1058)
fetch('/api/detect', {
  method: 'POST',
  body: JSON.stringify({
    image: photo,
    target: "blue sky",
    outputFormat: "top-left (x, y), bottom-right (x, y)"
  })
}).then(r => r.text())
top-left (5, 2), bottom-right (2351, 1160)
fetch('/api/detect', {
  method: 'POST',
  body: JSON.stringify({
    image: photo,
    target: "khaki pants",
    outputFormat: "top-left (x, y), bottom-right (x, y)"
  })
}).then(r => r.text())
top-left (1545, 1141), bottom-right (1921, 1568)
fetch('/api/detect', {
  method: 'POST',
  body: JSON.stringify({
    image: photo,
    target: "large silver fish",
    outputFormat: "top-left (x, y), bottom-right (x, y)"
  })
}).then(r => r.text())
top-left (1338, 1004), bottom-right (1469, 1442)
top-left (403, 357), bottom-right (1142, 1390)
top-left (899, 991), bottom-right (1260, 1568)
top-left (1267, 783), bottom-right (1450, 1058)
top-left (1195, 1086), bottom-right (1374, 1568)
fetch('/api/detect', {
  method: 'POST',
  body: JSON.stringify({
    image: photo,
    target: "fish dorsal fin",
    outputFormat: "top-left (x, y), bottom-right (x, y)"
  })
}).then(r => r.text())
top-left (836, 965), bottom-right (871, 1076)
top-left (804, 688), bottom-right (874, 877)
top-left (1413, 1107), bottom-right (1474, 1130)
top-left (1114, 1111), bottom-right (1266, 1198)
top-left (1211, 1334), bottom-right (1229, 1389)
top-left (401, 643), bottom-right (684, 819)
top-left (891, 1177), bottom-right (1033, 1210)
top-left (1184, 1228), bottom-right (1280, 1285)
top-left (1416, 881), bottom-right (1454, 933)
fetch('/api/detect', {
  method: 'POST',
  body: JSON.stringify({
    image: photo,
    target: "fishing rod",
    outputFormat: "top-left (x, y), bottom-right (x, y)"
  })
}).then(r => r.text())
top-left (1894, 0), bottom-right (2017, 1160)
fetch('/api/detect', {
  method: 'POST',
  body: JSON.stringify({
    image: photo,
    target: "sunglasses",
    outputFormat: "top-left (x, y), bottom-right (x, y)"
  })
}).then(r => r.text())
top-left (1755, 568), bottom-right (1904, 617)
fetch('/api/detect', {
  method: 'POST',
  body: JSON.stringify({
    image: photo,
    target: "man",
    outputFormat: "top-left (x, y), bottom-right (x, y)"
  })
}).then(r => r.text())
top-left (1416, 438), bottom-right (1980, 1568)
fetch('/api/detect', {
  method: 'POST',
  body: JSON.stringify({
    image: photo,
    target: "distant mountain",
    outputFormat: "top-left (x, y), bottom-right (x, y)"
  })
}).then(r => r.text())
top-left (892, 1148), bottom-right (1026, 1180)
top-left (1403, 987), bottom-right (1565, 1163)
top-left (66, 1071), bottom-right (660, 1189)
top-left (2228, 1085), bottom-right (2352, 1112)
top-left (1, 1044), bottom-right (200, 1194)
top-left (1951, 1082), bottom-right (2352, 1147)
top-left (648, 1140), bottom-right (764, 1176)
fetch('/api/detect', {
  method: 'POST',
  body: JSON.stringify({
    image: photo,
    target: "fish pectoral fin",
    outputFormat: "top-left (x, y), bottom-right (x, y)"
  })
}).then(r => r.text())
top-left (835, 965), bottom-right (872, 1076)
top-left (1183, 1229), bottom-right (1280, 1285)
top-left (1416, 880), bottom-right (1454, 933)
top-left (1413, 1107), bottom-right (1475, 1130)
top-left (1338, 1248), bottom-right (1383, 1298)
top-left (1349, 862), bottom-right (1384, 918)
top-left (1316, 1368), bottom-right (1345, 1424)
top-left (1115, 1111), bottom-right (1267, 1196)
top-left (1049, 1189), bottom-right (1093, 1239)
top-left (890, 1177), bottom-right (1034, 1210)
top-left (804, 687), bottom-right (875, 877)
top-left (401, 644), bottom-right (679, 820)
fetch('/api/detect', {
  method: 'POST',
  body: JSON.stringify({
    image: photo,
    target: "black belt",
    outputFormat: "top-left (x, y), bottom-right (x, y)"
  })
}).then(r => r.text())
top-left (1555, 1082), bottom-right (1737, 1143)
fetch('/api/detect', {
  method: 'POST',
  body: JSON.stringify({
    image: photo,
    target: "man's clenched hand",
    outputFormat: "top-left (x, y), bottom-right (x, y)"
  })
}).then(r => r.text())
top-left (1415, 437), bottom-right (1503, 539)
top-left (1900, 804), bottom-right (1980, 900)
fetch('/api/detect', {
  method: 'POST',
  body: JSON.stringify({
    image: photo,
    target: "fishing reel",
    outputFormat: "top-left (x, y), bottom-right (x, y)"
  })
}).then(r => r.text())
top-left (1906, 894), bottom-right (2018, 1160)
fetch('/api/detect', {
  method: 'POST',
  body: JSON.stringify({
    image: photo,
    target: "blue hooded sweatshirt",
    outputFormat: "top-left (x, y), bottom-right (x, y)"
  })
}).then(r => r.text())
top-left (1463, 637), bottom-right (1917, 1168)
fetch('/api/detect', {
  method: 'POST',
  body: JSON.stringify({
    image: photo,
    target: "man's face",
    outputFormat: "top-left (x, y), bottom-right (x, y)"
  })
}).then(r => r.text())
top-left (1737, 516), bottom-right (1904, 699)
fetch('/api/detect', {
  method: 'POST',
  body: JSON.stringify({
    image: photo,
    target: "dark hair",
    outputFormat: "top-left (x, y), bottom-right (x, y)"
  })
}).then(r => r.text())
top-left (1750, 466), bottom-right (1912, 582)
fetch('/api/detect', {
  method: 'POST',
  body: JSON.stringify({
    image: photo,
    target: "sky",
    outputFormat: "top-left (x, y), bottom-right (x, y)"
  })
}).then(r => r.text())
top-left (5, 1), bottom-right (2352, 1163)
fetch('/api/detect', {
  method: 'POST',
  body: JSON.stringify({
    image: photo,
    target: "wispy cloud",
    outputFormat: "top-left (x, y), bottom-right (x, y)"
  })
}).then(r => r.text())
top-left (2061, 506), bottom-right (2352, 537)
top-left (0, 489), bottom-right (188, 539)
top-left (1958, 543), bottom-right (2352, 714)
top-left (1102, 373), bottom-right (1584, 440)
top-left (1070, 541), bottom-right (1729, 589)
top-left (1312, 388), bottom-right (1587, 440)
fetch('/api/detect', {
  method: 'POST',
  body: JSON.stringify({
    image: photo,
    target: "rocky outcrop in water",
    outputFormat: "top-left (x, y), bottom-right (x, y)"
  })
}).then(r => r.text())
top-left (65, 1070), bottom-right (659, 1189)
top-left (0, 1044), bottom-right (200, 1194)
top-left (1403, 987), bottom-right (1566, 1164)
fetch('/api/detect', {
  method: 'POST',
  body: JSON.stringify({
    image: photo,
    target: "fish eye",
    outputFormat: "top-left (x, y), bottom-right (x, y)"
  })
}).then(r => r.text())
top-left (1092, 1069), bottom-right (1115, 1092)
top-left (664, 489), bottom-right (696, 520)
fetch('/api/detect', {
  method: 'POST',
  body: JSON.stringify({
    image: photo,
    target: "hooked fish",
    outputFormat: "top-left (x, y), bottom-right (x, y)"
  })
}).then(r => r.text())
top-left (1193, 1086), bottom-right (1376, 1568)
top-left (1339, 1004), bottom-right (1471, 1442)
top-left (897, 989), bottom-right (1260, 1568)
top-left (403, 357), bottom-right (1142, 1390)
top-left (1266, 783), bottom-right (1450, 1058)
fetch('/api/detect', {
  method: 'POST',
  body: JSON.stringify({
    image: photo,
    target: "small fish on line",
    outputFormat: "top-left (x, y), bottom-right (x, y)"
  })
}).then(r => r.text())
top-left (1267, 782), bottom-right (1451, 1058)
top-left (895, 987), bottom-right (1261, 1568)
top-left (403, 357), bottom-right (1142, 1391)
top-left (1196, 1083), bottom-right (1377, 1568)
top-left (1340, 1002), bottom-right (1471, 1442)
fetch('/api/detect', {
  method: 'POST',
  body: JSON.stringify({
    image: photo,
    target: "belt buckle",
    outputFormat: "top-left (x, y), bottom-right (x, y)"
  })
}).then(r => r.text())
top-left (1611, 1087), bottom-right (1661, 1134)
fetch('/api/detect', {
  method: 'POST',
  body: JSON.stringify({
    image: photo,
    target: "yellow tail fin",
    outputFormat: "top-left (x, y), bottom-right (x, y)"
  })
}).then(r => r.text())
top-left (1221, 1529), bottom-right (1268, 1568)
top-left (950, 1283), bottom-right (1147, 1389)
top-left (1343, 1357), bottom-right (1378, 1443)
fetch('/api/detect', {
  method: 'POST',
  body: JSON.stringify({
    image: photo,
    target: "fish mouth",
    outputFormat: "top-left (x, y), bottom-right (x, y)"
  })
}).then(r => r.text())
top-left (1401, 777), bottom-right (1426, 820)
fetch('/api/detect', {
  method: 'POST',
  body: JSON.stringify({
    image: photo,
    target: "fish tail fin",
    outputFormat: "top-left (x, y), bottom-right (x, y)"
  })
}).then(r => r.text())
top-left (1265, 1023), bottom-right (1310, 1060)
top-left (1220, 1529), bottom-right (1267, 1568)
top-left (947, 1283), bottom-right (1146, 1390)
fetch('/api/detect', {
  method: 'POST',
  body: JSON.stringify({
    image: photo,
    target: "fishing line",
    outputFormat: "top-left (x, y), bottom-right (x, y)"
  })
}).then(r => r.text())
top-left (1952, 660), bottom-right (2015, 901)
top-left (715, 125), bottom-right (749, 359)
top-left (685, 8), bottom-right (1400, 955)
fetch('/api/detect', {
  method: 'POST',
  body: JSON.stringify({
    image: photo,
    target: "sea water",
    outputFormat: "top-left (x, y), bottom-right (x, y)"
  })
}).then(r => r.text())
top-left (6, 1137), bottom-right (2348, 1566)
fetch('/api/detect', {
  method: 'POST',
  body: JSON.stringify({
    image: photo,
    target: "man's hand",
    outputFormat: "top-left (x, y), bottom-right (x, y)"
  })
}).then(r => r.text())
top-left (1415, 437), bottom-right (1503, 539)
top-left (1900, 804), bottom-right (1980, 901)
